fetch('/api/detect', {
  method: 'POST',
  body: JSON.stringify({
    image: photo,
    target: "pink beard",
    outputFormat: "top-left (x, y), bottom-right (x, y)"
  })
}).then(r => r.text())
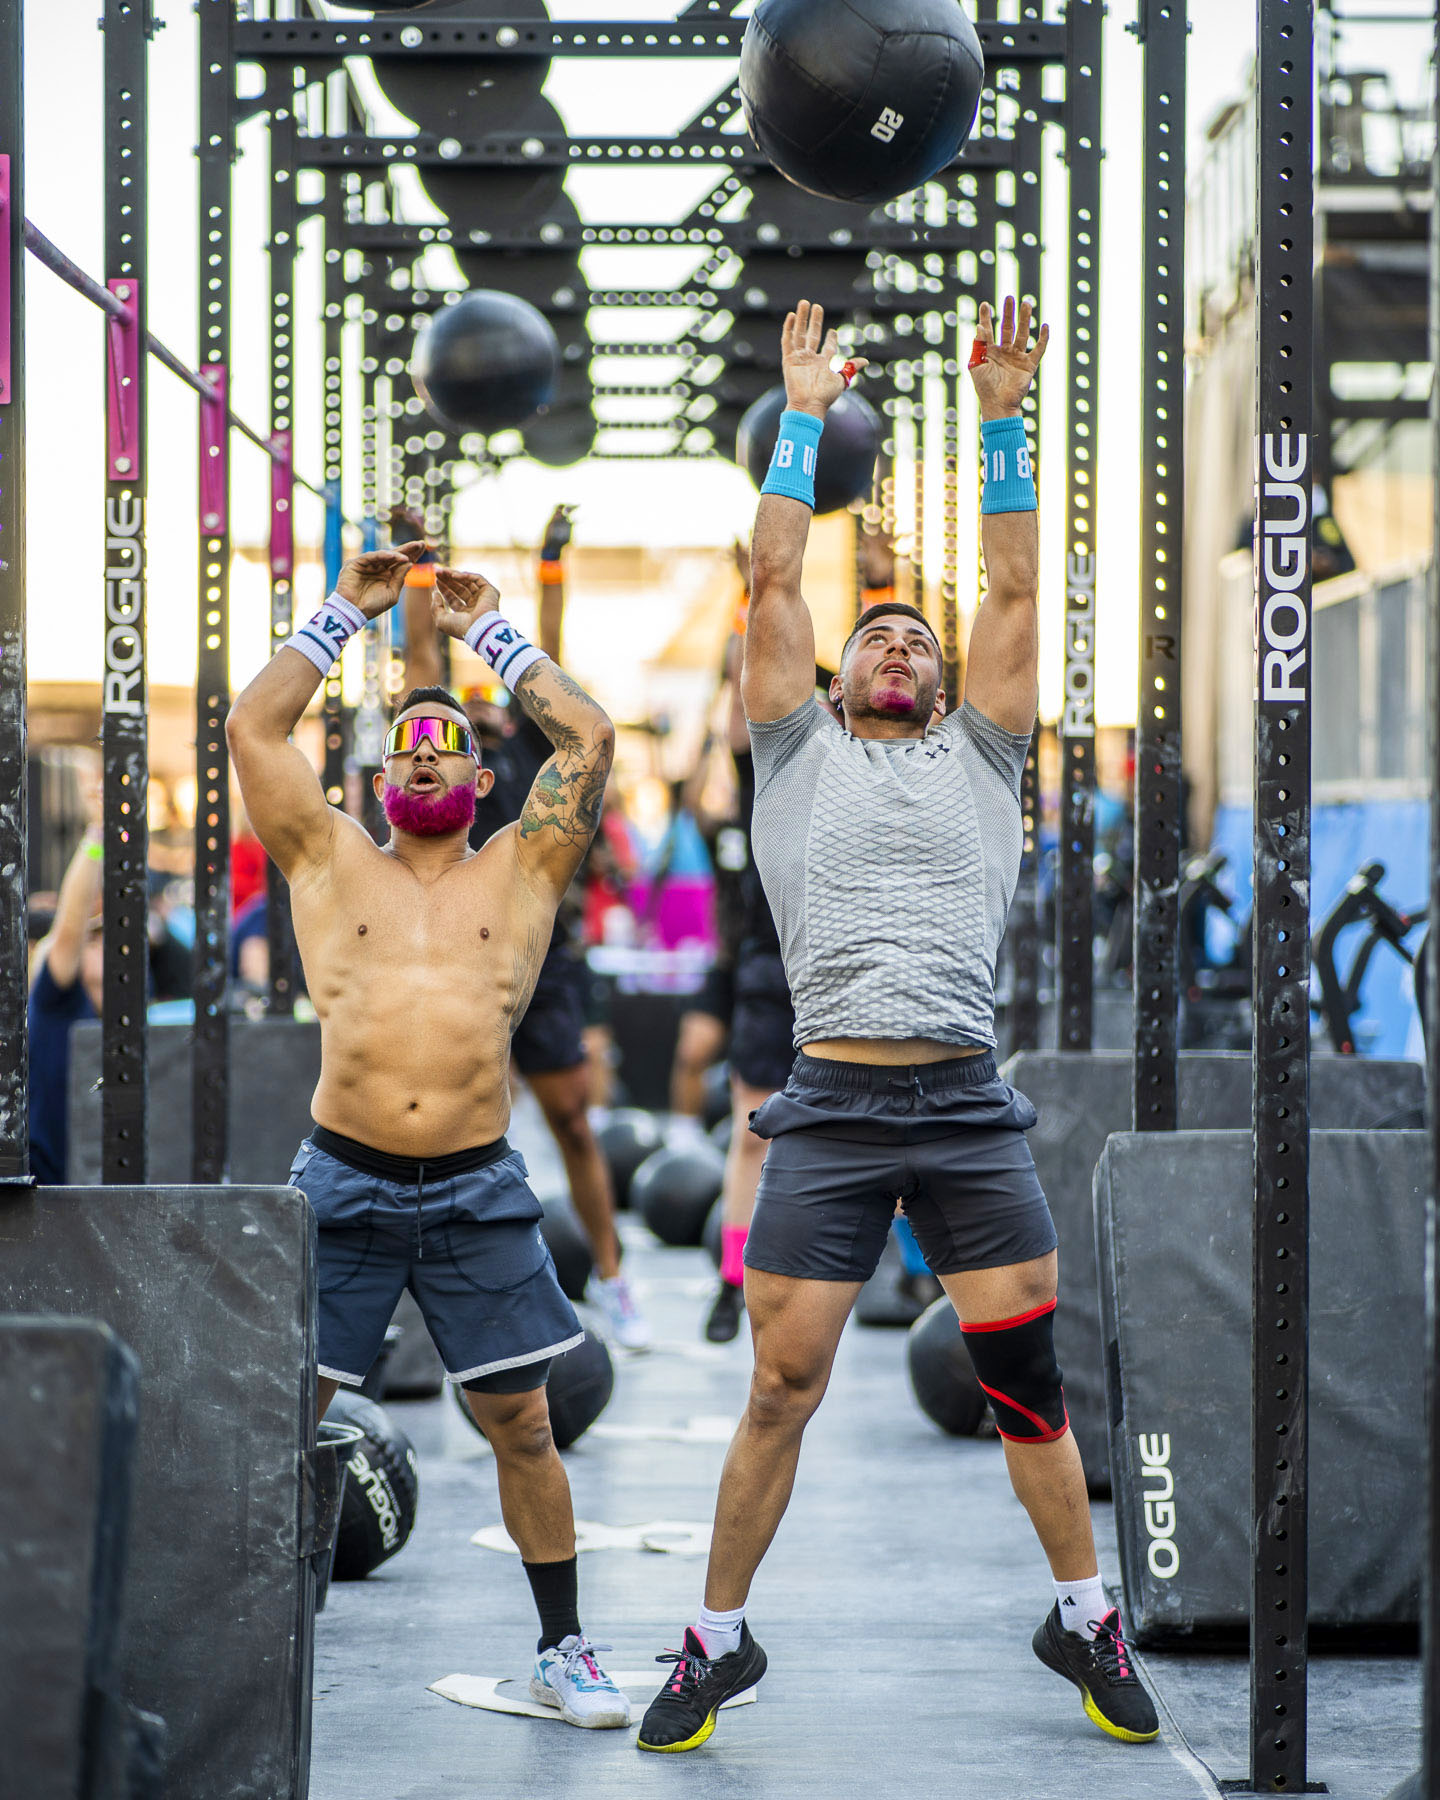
top-left (382, 779), bottom-right (477, 838)
top-left (871, 680), bottom-right (923, 718)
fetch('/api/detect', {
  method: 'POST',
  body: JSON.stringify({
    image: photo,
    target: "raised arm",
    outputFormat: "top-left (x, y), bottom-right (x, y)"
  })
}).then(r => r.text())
top-left (430, 568), bottom-right (615, 900)
top-left (742, 300), bottom-right (867, 724)
top-left (36, 815), bottom-right (103, 990)
top-left (227, 543), bottom-right (424, 879)
top-left (963, 298), bottom-right (1049, 734)
top-left (537, 503), bottom-right (575, 662)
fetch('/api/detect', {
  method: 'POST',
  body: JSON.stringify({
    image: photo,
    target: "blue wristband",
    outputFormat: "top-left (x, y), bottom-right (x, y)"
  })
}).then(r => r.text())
top-left (980, 416), bottom-right (1037, 514)
top-left (761, 409), bottom-right (824, 508)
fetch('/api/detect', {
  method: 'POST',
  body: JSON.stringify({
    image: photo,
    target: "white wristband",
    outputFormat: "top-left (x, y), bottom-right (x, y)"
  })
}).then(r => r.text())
top-left (463, 609), bottom-right (549, 691)
top-left (283, 592), bottom-right (367, 675)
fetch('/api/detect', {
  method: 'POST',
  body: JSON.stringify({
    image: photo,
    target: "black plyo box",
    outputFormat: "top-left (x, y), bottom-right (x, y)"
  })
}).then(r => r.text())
top-left (1006, 1049), bottom-right (1425, 1493)
top-left (0, 1315), bottom-right (140, 1800)
top-left (1095, 1128), bottom-right (1426, 1644)
top-left (0, 1186), bottom-right (318, 1798)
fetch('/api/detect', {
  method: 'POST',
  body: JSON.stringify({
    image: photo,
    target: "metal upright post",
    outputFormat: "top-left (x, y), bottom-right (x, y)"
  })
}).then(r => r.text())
top-left (192, 0), bottom-right (233, 1182)
top-left (101, 0), bottom-right (153, 1185)
top-left (1427, 16), bottom-right (1440, 1791)
top-left (321, 186), bottom-right (349, 808)
top-left (0, 0), bottom-right (27, 1183)
top-left (1248, 0), bottom-right (1314, 1789)
top-left (266, 103), bottom-right (298, 1014)
top-left (1058, 0), bottom-right (1104, 1052)
top-left (1132, 0), bottom-right (1187, 1129)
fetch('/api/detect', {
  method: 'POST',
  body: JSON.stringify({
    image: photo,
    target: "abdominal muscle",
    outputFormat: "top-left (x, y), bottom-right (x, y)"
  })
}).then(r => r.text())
top-left (292, 832), bottom-right (541, 1156)
top-left (803, 1037), bottom-right (987, 1066)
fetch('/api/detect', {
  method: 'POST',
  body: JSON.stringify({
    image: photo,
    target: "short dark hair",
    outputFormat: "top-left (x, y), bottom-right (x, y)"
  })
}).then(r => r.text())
top-left (392, 684), bottom-right (467, 721)
top-left (839, 602), bottom-right (942, 668)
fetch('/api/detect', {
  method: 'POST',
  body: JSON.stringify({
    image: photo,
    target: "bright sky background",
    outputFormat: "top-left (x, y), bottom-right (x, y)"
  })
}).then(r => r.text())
top-left (16, 1), bottom-right (1434, 725)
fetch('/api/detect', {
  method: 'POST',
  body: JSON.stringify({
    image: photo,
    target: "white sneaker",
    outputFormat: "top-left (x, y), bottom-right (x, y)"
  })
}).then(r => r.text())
top-left (529, 1635), bottom-right (630, 1728)
top-left (593, 1273), bottom-right (652, 1350)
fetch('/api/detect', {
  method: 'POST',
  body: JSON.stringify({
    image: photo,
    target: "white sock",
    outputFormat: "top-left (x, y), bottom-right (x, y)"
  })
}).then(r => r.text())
top-left (695, 1602), bottom-right (745, 1658)
top-left (1054, 1574), bottom-right (1108, 1640)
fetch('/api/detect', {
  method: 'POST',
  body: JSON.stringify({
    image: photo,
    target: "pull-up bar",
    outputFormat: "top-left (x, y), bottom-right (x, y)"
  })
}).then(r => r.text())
top-left (21, 214), bottom-right (334, 504)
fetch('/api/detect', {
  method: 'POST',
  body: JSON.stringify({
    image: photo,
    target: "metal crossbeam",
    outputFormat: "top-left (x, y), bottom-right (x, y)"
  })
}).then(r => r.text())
top-left (234, 18), bottom-right (1068, 62)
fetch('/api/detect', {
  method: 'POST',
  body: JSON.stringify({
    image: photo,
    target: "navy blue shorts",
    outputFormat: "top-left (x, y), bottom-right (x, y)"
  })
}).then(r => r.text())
top-left (744, 1051), bottom-right (1056, 1282)
top-left (288, 1132), bottom-right (583, 1388)
top-left (511, 948), bottom-right (588, 1077)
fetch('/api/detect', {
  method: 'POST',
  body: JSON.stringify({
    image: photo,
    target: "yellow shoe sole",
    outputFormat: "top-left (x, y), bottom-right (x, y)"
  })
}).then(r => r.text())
top-left (1081, 1689), bottom-right (1160, 1744)
top-left (637, 1709), bottom-right (718, 1754)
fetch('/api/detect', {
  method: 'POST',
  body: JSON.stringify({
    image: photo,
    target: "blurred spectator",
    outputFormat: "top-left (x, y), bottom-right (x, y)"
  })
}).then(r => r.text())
top-left (28, 823), bottom-right (103, 1184)
top-left (230, 814), bottom-right (267, 917)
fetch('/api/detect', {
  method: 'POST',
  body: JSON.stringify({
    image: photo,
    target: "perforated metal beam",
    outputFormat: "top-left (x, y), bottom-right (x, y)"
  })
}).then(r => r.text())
top-left (0, 0), bottom-right (26, 1181)
top-left (192, 0), bottom-right (233, 1182)
top-left (1057, 0), bottom-right (1103, 1051)
top-left (1131, 0), bottom-right (1186, 1126)
top-left (100, 0), bottom-right (152, 1186)
top-left (1248, 0), bottom-right (1315, 1789)
top-left (234, 18), bottom-right (1067, 62)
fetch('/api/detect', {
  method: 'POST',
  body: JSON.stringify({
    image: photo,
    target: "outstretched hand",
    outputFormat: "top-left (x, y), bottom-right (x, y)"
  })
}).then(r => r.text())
top-left (781, 299), bottom-right (868, 419)
top-left (431, 566), bottom-right (502, 640)
top-left (336, 541), bottom-right (427, 619)
top-left (968, 299), bottom-right (1049, 420)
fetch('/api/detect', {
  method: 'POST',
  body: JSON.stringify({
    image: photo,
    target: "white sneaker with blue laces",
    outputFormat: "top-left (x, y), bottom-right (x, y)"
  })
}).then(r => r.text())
top-left (529, 1635), bottom-right (630, 1728)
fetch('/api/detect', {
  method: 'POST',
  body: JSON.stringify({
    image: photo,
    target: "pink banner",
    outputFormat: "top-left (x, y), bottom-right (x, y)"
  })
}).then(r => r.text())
top-left (105, 277), bottom-right (141, 481)
top-left (270, 428), bottom-right (293, 580)
top-left (199, 363), bottom-right (227, 535)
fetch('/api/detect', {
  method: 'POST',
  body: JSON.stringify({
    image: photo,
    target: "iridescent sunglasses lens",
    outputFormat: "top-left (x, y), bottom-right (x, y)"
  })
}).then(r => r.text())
top-left (383, 716), bottom-right (476, 760)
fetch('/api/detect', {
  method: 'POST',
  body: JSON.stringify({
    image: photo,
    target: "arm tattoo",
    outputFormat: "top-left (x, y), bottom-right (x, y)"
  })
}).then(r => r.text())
top-left (514, 663), bottom-right (615, 858)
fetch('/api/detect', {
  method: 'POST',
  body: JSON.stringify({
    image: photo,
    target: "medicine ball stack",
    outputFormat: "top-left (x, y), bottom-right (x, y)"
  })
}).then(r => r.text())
top-left (326, 1392), bottom-right (422, 1581)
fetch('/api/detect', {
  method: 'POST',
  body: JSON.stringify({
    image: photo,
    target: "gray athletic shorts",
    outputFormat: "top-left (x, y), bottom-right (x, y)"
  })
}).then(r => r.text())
top-left (743, 1050), bottom-right (1056, 1282)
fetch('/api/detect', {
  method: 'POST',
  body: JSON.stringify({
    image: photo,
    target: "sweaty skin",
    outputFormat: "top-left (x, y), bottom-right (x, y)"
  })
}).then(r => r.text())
top-left (227, 546), bottom-right (615, 1158)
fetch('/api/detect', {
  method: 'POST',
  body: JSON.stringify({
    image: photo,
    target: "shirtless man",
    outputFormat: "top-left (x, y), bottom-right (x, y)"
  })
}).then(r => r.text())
top-left (227, 542), bottom-right (628, 1729)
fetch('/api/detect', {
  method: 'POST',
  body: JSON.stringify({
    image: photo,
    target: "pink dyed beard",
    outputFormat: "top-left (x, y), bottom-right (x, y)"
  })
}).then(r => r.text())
top-left (382, 779), bottom-right (477, 838)
top-left (871, 680), bottom-right (924, 718)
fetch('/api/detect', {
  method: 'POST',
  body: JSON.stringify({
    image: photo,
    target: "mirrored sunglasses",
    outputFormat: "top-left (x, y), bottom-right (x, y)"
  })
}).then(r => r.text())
top-left (383, 715), bottom-right (477, 761)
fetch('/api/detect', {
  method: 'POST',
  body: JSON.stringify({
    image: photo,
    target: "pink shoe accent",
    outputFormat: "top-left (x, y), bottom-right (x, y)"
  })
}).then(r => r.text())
top-left (720, 1226), bottom-right (748, 1289)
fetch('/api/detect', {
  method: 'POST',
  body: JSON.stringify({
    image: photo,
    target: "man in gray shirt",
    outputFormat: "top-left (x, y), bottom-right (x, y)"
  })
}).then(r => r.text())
top-left (639, 299), bottom-right (1158, 1755)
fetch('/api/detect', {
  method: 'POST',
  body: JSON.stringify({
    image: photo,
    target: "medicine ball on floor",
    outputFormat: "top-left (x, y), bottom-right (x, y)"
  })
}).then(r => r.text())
top-left (907, 1298), bottom-right (988, 1438)
top-left (738, 384), bottom-right (881, 516)
top-left (854, 1229), bottom-right (943, 1326)
top-left (633, 1141), bottom-right (726, 1247)
top-left (739, 0), bottom-right (985, 206)
top-left (450, 1324), bottom-right (615, 1451)
top-left (546, 1324), bottom-right (616, 1448)
top-left (326, 1391), bottom-right (421, 1580)
top-left (539, 1199), bottom-right (594, 1303)
top-left (701, 1060), bottom-right (732, 1130)
top-left (411, 290), bottom-right (560, 435)
top-left (595, 1108), bottom-right (665, 1207)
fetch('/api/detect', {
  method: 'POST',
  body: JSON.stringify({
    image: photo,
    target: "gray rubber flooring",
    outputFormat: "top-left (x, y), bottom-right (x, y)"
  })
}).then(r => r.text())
top-left (310, 1102), bottom-right (1420, 1800)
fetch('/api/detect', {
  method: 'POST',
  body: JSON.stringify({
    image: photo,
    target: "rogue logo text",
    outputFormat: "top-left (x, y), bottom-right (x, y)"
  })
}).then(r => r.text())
top-left (1257, 434), bottom-right (1308, 704)
top-left (1137, 1432), bottom-right (1179, 1579)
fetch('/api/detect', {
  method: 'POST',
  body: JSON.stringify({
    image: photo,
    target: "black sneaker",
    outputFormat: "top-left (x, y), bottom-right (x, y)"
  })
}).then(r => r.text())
top-left (636, 1624), bottom-right (767, 1753)
top-left (1032, 1603), bottom-right (1160, 1743)
top-left (704, 1281), bottom-right (744, 1344)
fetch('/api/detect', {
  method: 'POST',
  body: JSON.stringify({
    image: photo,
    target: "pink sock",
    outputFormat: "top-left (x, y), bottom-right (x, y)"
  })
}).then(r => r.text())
top-left (720, 1225), bottom-right (747, 1288)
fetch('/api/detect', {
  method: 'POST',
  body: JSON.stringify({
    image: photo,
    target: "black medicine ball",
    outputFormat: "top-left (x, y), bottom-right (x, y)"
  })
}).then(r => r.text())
top-left (412, 290), bottom-right (560, 436)
top-left (740, 0), bottom-right (985, 207)
top-left (737, 384), bottom-right (881, 516)
top-left (326, 1391), bottom-right (421, 1579)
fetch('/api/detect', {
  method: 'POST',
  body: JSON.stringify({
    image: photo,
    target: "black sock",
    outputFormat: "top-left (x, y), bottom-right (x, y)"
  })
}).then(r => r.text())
top-left (523, 1557), bottom-right (581, 1653)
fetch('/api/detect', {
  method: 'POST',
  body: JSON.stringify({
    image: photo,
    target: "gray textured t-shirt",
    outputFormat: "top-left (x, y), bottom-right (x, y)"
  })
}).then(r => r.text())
top-left (747, 697), bottom-right (1032, 1051)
